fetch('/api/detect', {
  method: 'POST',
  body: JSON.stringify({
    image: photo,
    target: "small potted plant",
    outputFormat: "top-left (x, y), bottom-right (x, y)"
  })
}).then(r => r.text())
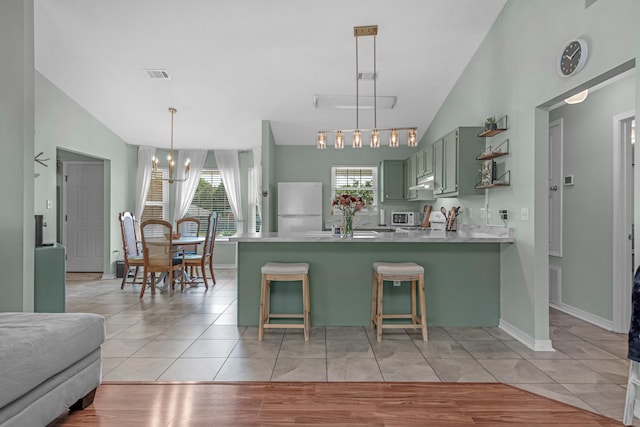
top-left (485, 116), bottom-right (497, 131)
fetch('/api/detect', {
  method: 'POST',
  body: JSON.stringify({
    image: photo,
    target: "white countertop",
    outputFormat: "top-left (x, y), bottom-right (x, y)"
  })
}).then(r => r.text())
top-left (229, 224), bottom-right (514, 243)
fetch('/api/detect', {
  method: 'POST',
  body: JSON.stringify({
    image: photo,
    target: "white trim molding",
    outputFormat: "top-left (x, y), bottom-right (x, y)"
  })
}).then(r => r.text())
top-left (499, 319), bottom-right (555, 352)
top-left (550, 302), bottom-right (614, 331)
top-left (612, 110), bottom-right (635, 333)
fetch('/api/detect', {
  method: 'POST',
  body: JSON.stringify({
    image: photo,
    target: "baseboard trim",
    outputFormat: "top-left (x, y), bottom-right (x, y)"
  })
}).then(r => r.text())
top-left (213, 264), bottom-right (236, 269)
top-left (549, 302), bottom-right (613, 331)
top-left (101, 273), bottom-right (116, 280)
top-left (499, 319), bottom-right (555, 352)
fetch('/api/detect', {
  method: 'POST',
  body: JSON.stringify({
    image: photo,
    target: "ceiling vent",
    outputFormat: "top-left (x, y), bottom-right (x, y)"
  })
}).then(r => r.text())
top-left (145, 69), bottom-right (171, 79)
top-left (358, 72), bottom-right (377, 81)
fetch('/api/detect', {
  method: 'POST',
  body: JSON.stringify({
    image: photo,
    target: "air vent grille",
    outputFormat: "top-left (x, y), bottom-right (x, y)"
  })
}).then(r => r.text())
top-left (145, 69), bottom-right (171, 79)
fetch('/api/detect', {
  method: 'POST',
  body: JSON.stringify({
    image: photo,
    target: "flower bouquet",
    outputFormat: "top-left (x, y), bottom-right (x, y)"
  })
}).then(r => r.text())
top-left (331, 193), bottom-right (365, 238)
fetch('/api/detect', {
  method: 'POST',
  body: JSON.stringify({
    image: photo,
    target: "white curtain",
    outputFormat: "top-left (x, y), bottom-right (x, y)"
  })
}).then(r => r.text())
top-left (214, 150), bottom-right (244, 231)
top-left (134, 145), bottom-right (156, 225)
top-left (173, 149), bottom-right (208, 221)
top-left (252, 146), bottom-right (262, 222)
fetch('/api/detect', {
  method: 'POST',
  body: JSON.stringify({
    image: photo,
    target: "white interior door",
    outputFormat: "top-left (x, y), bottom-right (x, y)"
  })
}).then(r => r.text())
top-left (63, 162), bottom-right (104, 272)
top-left (549, 119), bottom-right (563, 258)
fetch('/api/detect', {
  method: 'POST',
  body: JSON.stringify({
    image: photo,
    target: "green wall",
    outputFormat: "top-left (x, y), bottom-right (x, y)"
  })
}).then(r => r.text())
top-left (274, 145), bottom-right (423, 227)
top-left (420, 0), bottom-right (639, 341)
top-left (35, 72), bottom-right (135, 275)
top-left (549, 74), bottom-right (635, 321)
top-left (0, 0), bottom-right (35, 312)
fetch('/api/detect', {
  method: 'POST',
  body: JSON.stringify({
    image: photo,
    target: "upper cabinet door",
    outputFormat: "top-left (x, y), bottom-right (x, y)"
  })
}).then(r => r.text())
top-left (416, 148), bottom-right (425, 177)
top-left (442, 130), bottom-right (458, 195)
top-left (424, 145), bottom-right (434, 176)
top-left (433, 138), bottom-right (444, 195)
top-left (380, 160), bottom-right (405, 202)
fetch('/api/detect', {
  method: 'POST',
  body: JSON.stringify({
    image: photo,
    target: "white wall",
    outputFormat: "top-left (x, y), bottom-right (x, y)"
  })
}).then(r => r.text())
top-left (419, 0), bottom-right (639, 341)
top-left (35, 72), bottom-right (136, 275)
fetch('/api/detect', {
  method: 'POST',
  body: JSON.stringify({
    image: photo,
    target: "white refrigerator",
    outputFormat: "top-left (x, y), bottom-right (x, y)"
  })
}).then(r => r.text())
top-left (277, 182), bottom-right (323, 232)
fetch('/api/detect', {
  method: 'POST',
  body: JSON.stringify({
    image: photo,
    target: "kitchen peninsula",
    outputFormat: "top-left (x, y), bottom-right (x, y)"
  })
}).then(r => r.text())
top-left (231, 225), bottom-right (514, 328)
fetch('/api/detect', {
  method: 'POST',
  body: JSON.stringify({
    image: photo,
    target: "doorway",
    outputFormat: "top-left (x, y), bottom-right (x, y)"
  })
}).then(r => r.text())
top-left (62, 161), bottom-right (105, 272)
top-left (546, 69), bottom-right (635, 333)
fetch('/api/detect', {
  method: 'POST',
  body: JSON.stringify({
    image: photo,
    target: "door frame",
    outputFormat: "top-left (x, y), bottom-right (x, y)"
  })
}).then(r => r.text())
top-left (62, 160), bottom-right (106, 273)
top-left (613, 110), bottom-right (635, 332)
top-left (549, 118), bottom-right (564, 258)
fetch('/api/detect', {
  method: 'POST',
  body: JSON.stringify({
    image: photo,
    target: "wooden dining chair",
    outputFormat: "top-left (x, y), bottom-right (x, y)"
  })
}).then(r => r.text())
top-left (176, 217), bottom-right (200, 254)
top-left (176, 216), bottom-right (201, 276)
top-left (118, 212), bottom-right (145, 289)
top-left (184, 212), bottom-right (217, 289)
top-left (140, 219), bottom-right (185, 298)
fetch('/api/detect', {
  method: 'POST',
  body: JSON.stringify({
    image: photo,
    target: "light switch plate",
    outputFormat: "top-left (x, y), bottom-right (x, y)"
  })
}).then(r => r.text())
top-left (521, 208), bottom-right (530, 221)
top-left (46, 200), bottom-right (53, 209)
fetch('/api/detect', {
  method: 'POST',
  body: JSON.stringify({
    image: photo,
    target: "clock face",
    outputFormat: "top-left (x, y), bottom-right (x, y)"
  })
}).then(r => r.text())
top-left (558, 39), bottom-right (588, 77)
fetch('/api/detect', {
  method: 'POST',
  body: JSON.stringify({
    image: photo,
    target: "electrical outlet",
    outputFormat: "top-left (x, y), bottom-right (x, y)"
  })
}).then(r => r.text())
top-left (480, 208), bottom-right (486, 219)
top-left (521, 208), bottom-right (530, 221)
top-left (499, 209), bottom-right (508, 220)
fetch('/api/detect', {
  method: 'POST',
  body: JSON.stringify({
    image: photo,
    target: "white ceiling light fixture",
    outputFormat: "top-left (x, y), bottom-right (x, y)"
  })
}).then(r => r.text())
top-left (316, 25), bottom-right (418, 150)
top-left (151, 107), bottom-right (190, 184)
top-left (564, 89), bottom-right (589, 104)
top-left (313, 95), bottom-right (397, 110)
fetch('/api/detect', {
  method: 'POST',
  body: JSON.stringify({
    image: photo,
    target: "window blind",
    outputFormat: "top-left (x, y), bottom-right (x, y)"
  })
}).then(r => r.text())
top-left (331, 166), bottom-right (378, 213)
top-left (188, 169), bottom-right (238, 236)
top-left (141, 169), bottom-right (169, 223)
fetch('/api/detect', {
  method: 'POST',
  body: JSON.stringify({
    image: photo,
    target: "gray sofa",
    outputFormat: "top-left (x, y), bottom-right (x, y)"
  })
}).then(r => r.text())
top-left (0, 312), bottom-right (105, 427)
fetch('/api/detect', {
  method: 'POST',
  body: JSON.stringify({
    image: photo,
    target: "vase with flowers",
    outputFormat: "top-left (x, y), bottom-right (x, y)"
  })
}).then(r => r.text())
top-left (331, 193), bottom-right (365, 238)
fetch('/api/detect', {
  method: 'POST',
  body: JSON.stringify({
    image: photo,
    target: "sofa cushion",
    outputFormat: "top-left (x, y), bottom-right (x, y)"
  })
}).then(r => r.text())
top-left (0, 312), bottom-right (105, 409)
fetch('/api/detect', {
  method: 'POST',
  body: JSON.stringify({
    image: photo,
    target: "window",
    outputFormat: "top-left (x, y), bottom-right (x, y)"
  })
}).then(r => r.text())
top-left (141, 168), bottom-right (169, 222)
top-left (331, 166), bottom-right (378, 214)
top-left (188, 169), bottom-right (237, 236)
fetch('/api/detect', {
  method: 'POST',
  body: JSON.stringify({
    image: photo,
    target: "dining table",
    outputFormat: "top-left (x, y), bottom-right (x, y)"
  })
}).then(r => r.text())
top-left (143, 235), bottom-right (206, 289)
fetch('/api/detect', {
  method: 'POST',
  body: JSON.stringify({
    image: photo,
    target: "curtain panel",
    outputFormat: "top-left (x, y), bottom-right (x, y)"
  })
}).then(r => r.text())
top-left (213, 150), bottom-right (244, 231)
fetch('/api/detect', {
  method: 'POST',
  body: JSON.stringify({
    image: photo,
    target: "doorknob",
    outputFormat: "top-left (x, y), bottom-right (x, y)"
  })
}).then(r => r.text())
top-left (549, 185), bottom-right (558, 191)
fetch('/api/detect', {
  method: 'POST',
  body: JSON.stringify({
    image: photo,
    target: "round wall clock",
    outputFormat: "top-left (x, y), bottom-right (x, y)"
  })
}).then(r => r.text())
top-left (557, 39), bottom-right (589, 77)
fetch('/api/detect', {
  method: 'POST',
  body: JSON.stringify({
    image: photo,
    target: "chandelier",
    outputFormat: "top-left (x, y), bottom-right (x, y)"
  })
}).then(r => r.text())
top-left (317, 25), bottom-right (417, 149)
top-left (151, 107), bottom-right (190, 183)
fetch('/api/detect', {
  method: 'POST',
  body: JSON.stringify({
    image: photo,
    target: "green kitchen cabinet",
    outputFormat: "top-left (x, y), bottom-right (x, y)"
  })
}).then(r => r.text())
top-left (379, 160), bottom-right (405, 202)
top-left (416, 146), bottom-right (433, 177)
top-left (404, 156), bottom-right (418, 200)
top-left (433, 127), bottom-right (484, 198)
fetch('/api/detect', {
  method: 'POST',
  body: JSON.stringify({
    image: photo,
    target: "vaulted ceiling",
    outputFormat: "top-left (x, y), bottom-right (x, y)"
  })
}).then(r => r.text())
top-left (34, 0), bottom-right (506, 150)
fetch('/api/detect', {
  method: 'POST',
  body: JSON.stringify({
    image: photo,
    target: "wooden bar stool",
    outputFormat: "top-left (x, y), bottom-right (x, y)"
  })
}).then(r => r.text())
top-left (259, 262), bottom-right (310, 341)
top-left (371, 262), bottom-right (428, 342)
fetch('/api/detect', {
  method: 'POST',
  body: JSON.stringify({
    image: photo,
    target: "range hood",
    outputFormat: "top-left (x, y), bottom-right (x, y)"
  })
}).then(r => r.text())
top-left (409, 174), bottom-right (434, 191)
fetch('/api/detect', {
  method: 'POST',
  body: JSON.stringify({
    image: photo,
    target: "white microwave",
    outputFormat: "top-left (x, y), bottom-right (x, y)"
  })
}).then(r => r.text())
top-left (391, 211), bottom-right (419, 226)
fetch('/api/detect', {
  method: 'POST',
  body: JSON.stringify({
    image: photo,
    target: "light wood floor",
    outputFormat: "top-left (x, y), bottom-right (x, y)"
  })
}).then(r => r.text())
top-left (51, 382), bottom-right (621, 426)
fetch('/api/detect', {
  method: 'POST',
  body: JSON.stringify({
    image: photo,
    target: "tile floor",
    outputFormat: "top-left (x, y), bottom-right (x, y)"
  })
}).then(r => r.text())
top-left (67, 270), bottom-right (635, 424)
